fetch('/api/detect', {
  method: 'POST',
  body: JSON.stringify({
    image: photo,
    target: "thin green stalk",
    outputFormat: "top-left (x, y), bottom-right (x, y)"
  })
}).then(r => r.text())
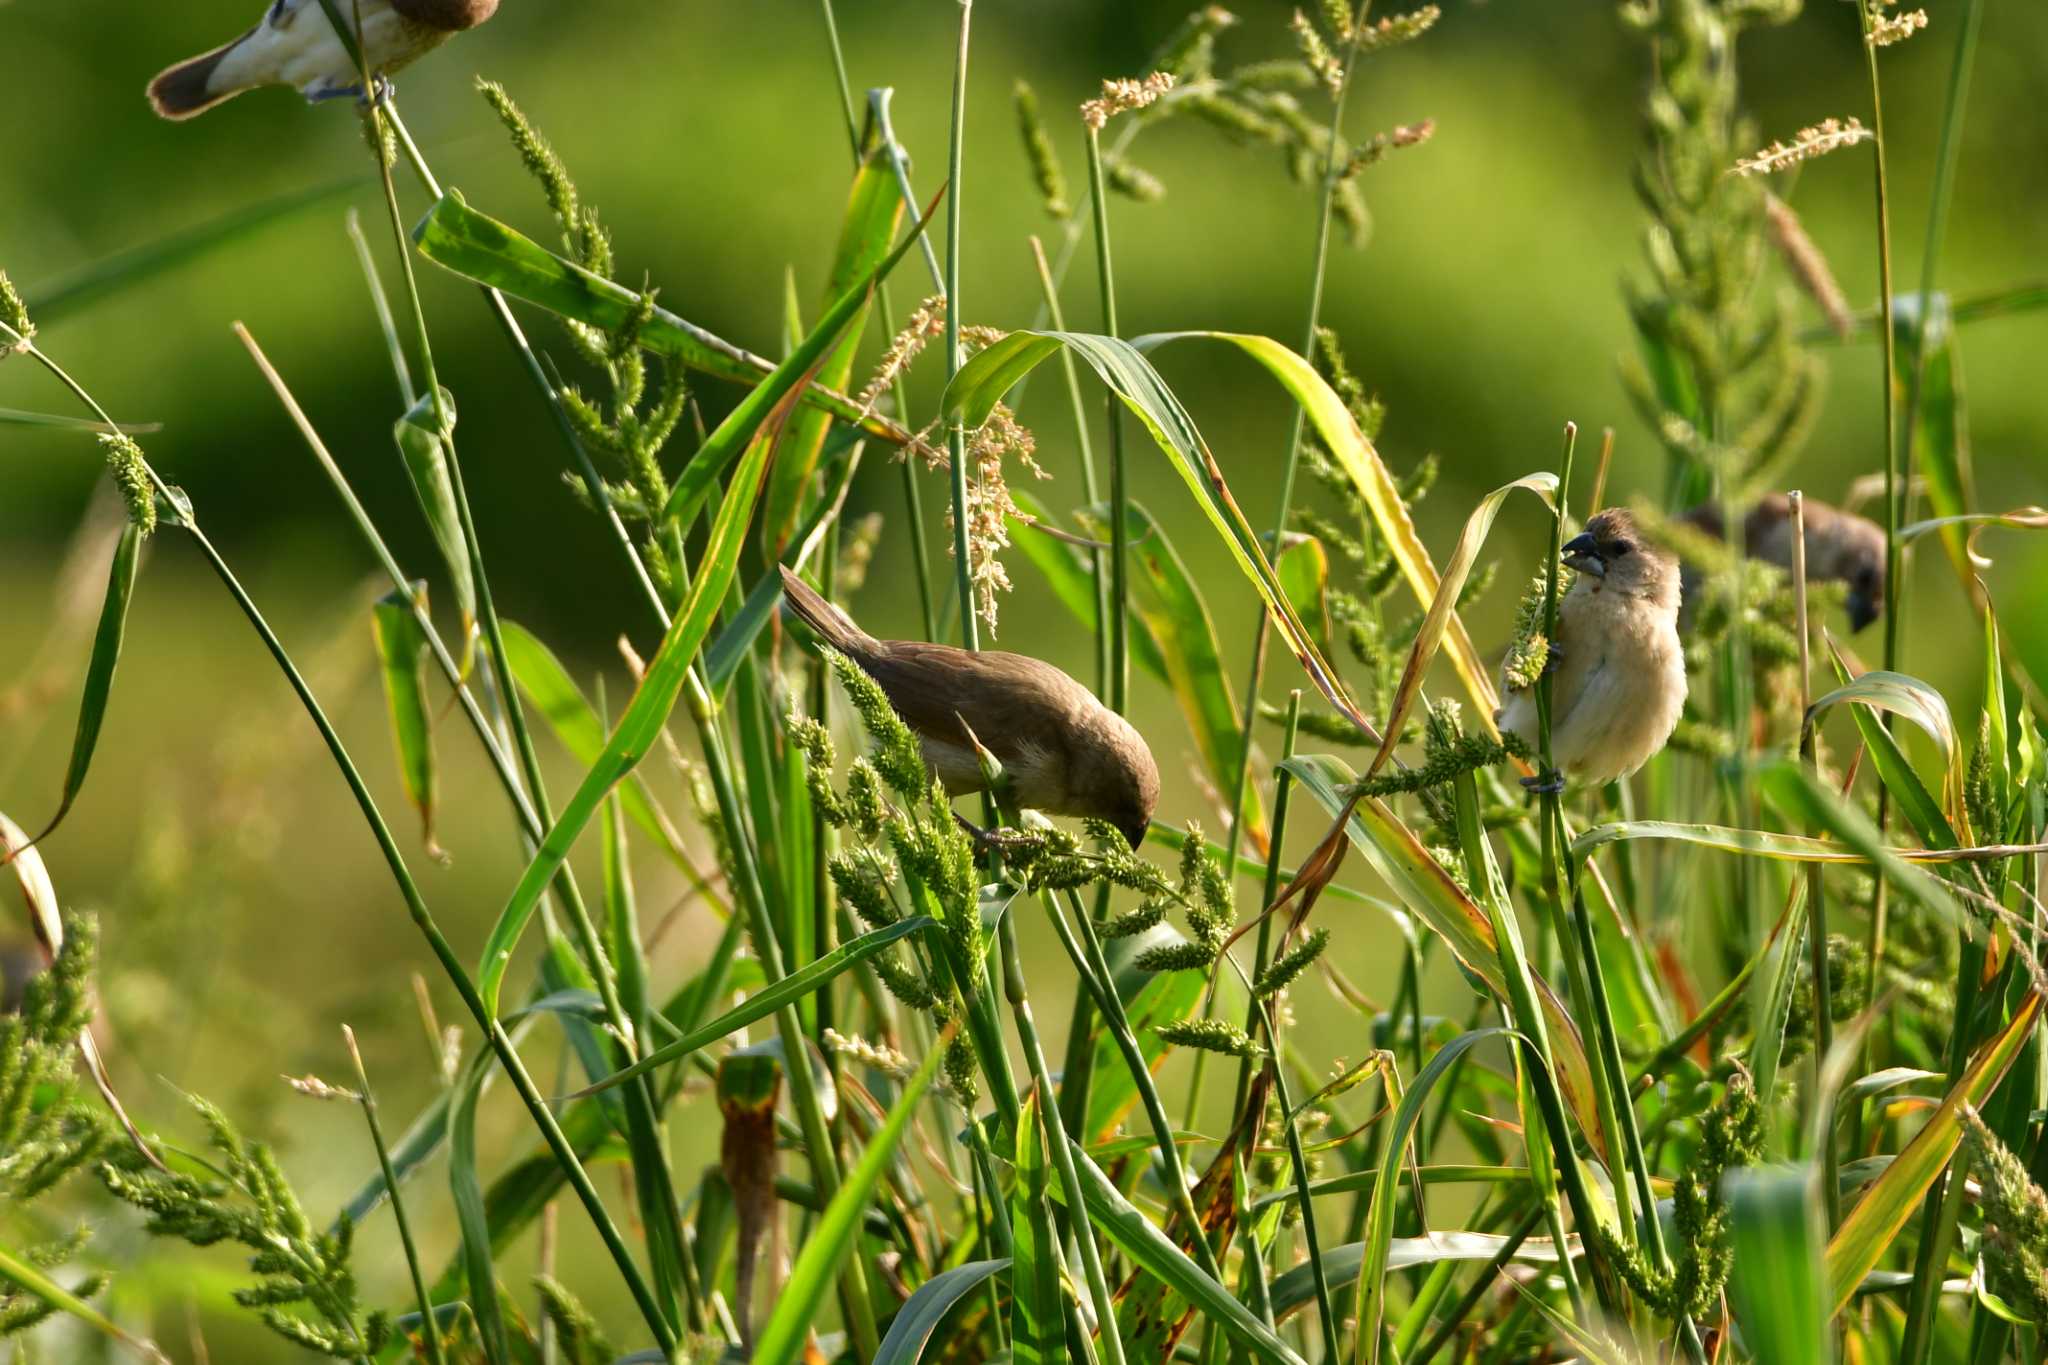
top-left (14, 323), bottom-right (676, 1351)
top-left (342, 1027), bottom-right (446, 1365)
top-left (1000, 915), bottom-right (1127, 1365)
top-left (1042, 889), bottom-right (1226, 1285)
top-left (357, 91), bottom-right (698, 1333)
top-left (1082, 126), bottom-right (1127, 714)
top-left (1231, 690), bottom-right (1303, 1123)
top-left (3, 329), bottom-right (674, 1341)
top-left (1262, 1012), bottom-right (1342, 1365)
top-left (864, 85), bottom-right (943, 641)
top-left (1029, 234), bottom-right (1109, 696)
top-left (943, 0), bottom-right (979, 651)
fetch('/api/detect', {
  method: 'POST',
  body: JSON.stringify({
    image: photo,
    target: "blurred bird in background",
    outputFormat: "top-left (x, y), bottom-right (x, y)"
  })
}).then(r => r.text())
top-left (1496, 508), bottom-right (1687, 791)
top-left (148, 0), bottom-right (498, 120)
top-left (1676, 493), bottom-right (1888, 631)
top-left (778, 566), bottom-right (1160, 850)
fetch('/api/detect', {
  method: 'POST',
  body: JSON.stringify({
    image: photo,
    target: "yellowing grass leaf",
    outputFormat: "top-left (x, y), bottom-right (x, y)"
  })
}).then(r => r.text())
top-left (1139, 331), bottom-right (1503, 725)
top-left (1367, 473), bottom-right (1554, 778)
top-left (1275, 533), bottom-right (1334, 661)
top-left (941, 332), bottom-right (1373, 740)
top-left (1824, 992), bottom-right (2041, 1317)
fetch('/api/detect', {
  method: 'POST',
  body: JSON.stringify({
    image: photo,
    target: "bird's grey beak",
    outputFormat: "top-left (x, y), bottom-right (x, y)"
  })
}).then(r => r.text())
top-left (1847, 591), bottom-right (1879, 632)
top-left (1561, 531), bottom-right (1604, 578)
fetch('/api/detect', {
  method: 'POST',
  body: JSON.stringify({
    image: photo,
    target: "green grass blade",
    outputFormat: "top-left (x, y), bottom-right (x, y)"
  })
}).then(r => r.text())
top-left (1811, 661), bottom-right (1962, 841)
top-left (498, 619), bottom-right (707, 885)
top-left (0, 1243), bottom-right (167, 1364)
top-left (752, 1023), bottom-right (951, 1365)
top-left (1058, 1144), bottom-right (1308, 1365)
top-left (1354, 1029), bottom-right (1520, 1364)
top-left (1080, 923), bottom-right (1206, 1142)
top-left (1363, 472), bottom-right (1554, 778)
top-left (1009, 1087), bottom-right (1066, 1365)
top-left (31, 519), bottom-right (141, 843)
top-left (1893, 295), bottom-right (1974, 585)
top-left (940, 331), bottom-right (1369, 738)
top-left (449, 1048), bottom-right (513, 1363)
top-left (570, 915), bottom-right (933, 1097)
top-left (371, 586), bottom-right (440, 855)
top-left (1726, 1166), bottom-right (1832, 1363)
top-left (657, 202), bottom-right (935, 532)
top-left (1754, 759), bottom-right (1960, 925)
top-left (392, 388), bottom-right (476, 640)
top-left (410, 191), bottom-right (916, 450)
top-left (0, 407), bottom-right (156, 433)
top-left (874, 1259), bottom-right (1012, 1365)
top-left (761, 123), bottom-right (904, 553)
top-left (1824, 992), bottom-right (2041, 1316)
top-left (476, 411), bottom-right (780, 1014)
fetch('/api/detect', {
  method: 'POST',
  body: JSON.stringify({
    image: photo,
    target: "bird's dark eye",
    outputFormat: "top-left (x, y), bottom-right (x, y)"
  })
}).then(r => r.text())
top-left (1608, 538), bottom-right (1634, 557)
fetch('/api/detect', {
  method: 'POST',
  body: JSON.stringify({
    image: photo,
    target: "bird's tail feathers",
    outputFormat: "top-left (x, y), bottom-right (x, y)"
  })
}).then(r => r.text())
top-left (777, 565), bottom-right (872, 655)
top-left (147, 30), bottom-right (257, 120)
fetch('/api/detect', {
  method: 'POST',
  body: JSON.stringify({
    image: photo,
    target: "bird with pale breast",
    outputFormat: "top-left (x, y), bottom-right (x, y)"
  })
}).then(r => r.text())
top-left (777, 566), bottom-right (1160, 850)
top-left (1495, 507), bottom-right (1687, 791)
top-left (148, 0), bottom-right (498, 120)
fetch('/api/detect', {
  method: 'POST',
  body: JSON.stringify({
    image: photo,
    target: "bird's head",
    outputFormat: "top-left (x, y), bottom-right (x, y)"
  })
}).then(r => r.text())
top-left (1562, 508), bottom-right (1678, 604)
top-left (1097, 713), bottom-right (1161, 851)
top-left (1811, 510), bottom-right (1888, 632)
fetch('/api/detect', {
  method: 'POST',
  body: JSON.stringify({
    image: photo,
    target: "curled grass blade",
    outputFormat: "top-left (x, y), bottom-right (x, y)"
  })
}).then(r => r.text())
top-left (392, 388), bottom-right (476, 642)
top-left (1008, 1087), bottom-right (1066, 1365)
top-left (1365, 472), bottom-right (1554, 778)
top-left (752, 1023), bottom-right (952, 1365)
top-left (30, 519), bottom-right (142, 844)
top-left (1275, 533), bottom-right (1334, 660)
top-left (1084, 500), bottom-right (1264, 842)
top-left (761, 123), bottom-right (903, 553)
top-left (1809, 657), bottom-right (1962, 837)
top-left (874, 1259), bottom-right (1011, 1365)
top-left (1268, 1230), bottom-right (1583, 1320)
top-left (371, 586), bottom-right (441, 856)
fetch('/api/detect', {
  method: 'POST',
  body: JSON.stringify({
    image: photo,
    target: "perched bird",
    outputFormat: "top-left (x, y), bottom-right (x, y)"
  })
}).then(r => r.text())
top-left (148, 0), bottom-right (498, 120)
top-left (1677, 493), bottom-right (1887, 631)
top-left (1495, 508), bottom-right (1687, 790)
top-left (777, 566), bottom-right (1160, 849)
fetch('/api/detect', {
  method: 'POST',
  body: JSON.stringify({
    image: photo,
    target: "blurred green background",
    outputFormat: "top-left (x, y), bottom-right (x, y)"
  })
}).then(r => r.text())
top-left (3, 0), bottom-right (2046, 1353)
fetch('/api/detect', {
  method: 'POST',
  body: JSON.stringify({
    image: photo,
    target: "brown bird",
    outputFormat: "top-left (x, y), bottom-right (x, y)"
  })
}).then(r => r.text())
top-left (778, 566), bottom-right (1161, 849)
top-left (1495, 508), bottom-right (1687, 790)
top-left (1678, 494), bottom-right (1887, 631)
top-left (148, 0), bottom-right (497, 120)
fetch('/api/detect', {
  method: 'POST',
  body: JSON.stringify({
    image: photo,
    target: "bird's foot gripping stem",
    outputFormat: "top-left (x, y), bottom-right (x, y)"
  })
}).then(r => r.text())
top-left (1519, 769), bottom-right (1566, 796)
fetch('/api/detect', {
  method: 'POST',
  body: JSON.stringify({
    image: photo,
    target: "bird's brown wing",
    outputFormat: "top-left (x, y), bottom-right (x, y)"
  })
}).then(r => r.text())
top-left (390, 0), bottom-right (498, 30)
top-left (859, 642), bottom-right (1097, 763)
